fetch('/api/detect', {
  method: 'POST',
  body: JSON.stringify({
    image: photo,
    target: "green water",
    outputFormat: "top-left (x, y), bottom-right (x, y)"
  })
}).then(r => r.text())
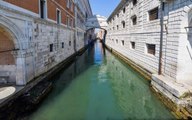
top-left (29, 41), bottom-right (175, 120)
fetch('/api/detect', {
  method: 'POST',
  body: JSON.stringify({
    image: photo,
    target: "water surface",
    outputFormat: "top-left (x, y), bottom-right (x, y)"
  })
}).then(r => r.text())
top-left (29, 41), bottom-right (174, 120)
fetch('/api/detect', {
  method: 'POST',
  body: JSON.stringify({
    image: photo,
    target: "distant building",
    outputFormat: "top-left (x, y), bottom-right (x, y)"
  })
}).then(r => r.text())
top-left (74, 0), bottom-right (94, 51)
top-left (106, 0), bottom-right (192, 113)
top-left (97, 29), bottom-right (105, 40)
top-left (0, 0), bottom-right (93, 85)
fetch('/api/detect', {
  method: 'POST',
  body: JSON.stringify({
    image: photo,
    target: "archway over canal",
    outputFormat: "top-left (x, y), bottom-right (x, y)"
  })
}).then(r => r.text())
top-left (85, 15), bottom-right (108, 43)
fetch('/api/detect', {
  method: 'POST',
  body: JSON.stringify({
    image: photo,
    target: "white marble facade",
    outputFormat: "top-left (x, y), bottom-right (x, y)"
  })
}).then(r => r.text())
top-left (106, 0), bottom-right (192, 106)
top-left (0, 0), bottom-right (92, 85)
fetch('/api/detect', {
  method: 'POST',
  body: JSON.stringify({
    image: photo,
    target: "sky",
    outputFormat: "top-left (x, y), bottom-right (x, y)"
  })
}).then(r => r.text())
top-left (89, 0), bottom-right (120, 18)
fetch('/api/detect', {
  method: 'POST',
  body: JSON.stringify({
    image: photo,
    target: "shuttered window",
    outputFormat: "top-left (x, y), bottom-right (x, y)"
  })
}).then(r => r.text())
top-left (147, 44), bottom-right (156, 55)
top-left (149, 7), bottom-right (158, 21)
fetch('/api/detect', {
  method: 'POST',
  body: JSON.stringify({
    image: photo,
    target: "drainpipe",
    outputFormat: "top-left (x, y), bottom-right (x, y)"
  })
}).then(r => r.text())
top-left (158, 0), bottom-right (165, 75)
top-left (74, 0), bottom-right (77, 53)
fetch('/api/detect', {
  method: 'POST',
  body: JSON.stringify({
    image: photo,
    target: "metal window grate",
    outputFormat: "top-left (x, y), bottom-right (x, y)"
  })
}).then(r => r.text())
top-left (147, 44), bottom-right (156, 55)
top-left (149, 7), bottom-right (158, 21)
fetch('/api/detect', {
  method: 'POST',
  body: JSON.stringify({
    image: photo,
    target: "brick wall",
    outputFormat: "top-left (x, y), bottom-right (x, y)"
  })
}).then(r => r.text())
top-left (3, 0), bottom-right (75, 27)
top-left (3, 0), bottom-right (39, 14)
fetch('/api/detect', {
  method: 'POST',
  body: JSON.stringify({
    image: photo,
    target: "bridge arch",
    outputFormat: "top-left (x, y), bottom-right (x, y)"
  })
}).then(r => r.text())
top-left (86, 15), bottom-right (108, 43)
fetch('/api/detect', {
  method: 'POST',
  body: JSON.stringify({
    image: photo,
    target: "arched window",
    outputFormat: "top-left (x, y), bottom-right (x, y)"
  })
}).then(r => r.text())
top-left (122, 21), bottom-right (125, 28)
top-left (123, 7), bottom-right (126, 13)
top-left (131, 15), bottom-right (137, 25)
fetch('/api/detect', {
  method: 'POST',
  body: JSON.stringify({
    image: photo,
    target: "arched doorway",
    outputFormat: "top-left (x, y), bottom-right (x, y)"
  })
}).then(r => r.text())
top-left (0, 25), bottom-right (16, 84)
top-left (0, 26), bottom-right (15, 65)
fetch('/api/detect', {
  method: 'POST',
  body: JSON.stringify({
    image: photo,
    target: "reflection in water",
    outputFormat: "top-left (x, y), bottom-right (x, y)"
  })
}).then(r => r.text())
top-left (106, 54), bottom-right (173, 119)
top-left (28, 41), bottom-right (174, 120)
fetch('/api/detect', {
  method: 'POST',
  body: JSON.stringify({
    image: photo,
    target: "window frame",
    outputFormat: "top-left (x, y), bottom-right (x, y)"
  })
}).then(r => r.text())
top-left (121, 40), bottom-right (125, 46)
top-left (39, 0), bottom-right (47, 19)
top-left (56, 8), bottom-right (61, 24)
top-left (148, 7), bottom-right (159, 21)
top-left (130, 42), bottom-right (135, 49)
top-left (146, 44), bottom-right (156, 55)
top-left (132, 0), bottom-right (137, 6)
top-left (50, 44), bottom-right (53, 52)
top-left (131, 15), bottom-right (137, 25)
top-left (122, 21), bottom-right (125, 28)
top-left (123, 7), bottom-right (126, 13)
top-left (62, 42), bottom-right (64, 48)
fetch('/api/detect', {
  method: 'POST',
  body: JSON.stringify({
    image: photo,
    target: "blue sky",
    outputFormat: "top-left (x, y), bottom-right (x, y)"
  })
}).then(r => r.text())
top-left (89, 0), bottom-right (120, 17)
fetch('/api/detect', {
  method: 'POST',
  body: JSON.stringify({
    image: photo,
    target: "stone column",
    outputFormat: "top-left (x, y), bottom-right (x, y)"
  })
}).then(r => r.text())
top-left (15, 54), bottom-right (26, 86)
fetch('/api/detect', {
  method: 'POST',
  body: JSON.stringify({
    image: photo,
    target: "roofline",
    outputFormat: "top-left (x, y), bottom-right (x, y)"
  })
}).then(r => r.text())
top-left (107, 0), bottom-right (128, 22)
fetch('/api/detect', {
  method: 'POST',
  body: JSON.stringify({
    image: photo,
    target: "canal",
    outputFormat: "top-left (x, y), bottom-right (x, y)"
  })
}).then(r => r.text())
top-left (27, 41), bottom-right (175, 120)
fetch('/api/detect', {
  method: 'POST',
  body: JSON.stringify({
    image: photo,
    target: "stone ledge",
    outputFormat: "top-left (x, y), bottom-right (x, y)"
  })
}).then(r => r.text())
top-left (152, 74), bottom-right (192, 104)
top-left (151, 74), bottom-right (191, 106)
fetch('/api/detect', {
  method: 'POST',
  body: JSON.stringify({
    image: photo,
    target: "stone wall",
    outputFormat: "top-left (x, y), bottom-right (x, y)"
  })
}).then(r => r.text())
top-left (106, 0), bottom-right (192, 82)
top-left (0, 1), bottom-right (84, 85)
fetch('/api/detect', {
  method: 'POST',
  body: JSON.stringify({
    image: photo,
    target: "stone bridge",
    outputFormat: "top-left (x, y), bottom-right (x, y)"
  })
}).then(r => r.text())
top-left (85, 15), bottom-right (108, 42)
top-left (86, 15), bottom-right (108, 31)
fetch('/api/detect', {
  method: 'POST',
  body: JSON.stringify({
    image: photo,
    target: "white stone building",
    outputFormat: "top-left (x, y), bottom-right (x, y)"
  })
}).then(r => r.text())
top-left (74, 0), bottom-right (94, 51)
top-left (106, 0), bottom-right (192, 114)
top-left (0, 0), bottom-right (93, 86)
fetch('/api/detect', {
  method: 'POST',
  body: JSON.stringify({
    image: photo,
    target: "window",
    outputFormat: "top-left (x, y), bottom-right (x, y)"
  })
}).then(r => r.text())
top-left (146, 44), bottom-right (156, 55)
top-left (116, 39), bottom-right (118, 44)
top-left (122, 21), bottom-right (125, 28)
top-left (56, 9), bottom-right (61, 24)
top-left (50, 44), bottom-right (53, 52)
top-left (117, 25), bottom-right (119, 30)
top-left (67, 0), bottom-right (70, 8)
top-left (67, 17), bottom-right (70, 27)
top-left (149, 7), bottom-right (159, 21)
top-left (40, 0), bottom-right (46, 19)
top-left (67, 0), bottom-right (73, 11)
top-left (131, 15), bottom-right (137, 25)
top-left (62, 42), bottom-right (64, 48)
top-left (69, 41), bottom-right (71, 46)
top-left (121, 40), bottom-right (125, 46)
top-left (71, 19), bottom-right (73, 27)
top-left (123, 7), bottom-right (126, 13)
top-left (133, 0), bottom-right (137, 6)
top-left (86, 13), bottom-right (88, 19)
top-left (71, 2), bottom-right (73, 11)
top-left (117, 13), bottom-right (119, 17)
top-left (130, 42), bottom-right (135, 49)
top-left (113, 27), bottom-right (115, 30)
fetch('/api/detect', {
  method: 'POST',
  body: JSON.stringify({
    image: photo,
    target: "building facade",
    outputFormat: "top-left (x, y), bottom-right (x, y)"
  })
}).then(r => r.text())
top-left (0, 0), bottom-right (93, 85)
top-left (74, 0), bottom-right (94, 51)
top-left (106, 0), bottom-right (192, 112)
top-left (97, 29), bottom-right (105, 40)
